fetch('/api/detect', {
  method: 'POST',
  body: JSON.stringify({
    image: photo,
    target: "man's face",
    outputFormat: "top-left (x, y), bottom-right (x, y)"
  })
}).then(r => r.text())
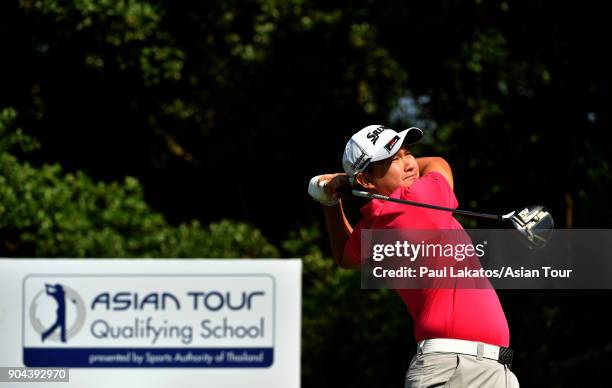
top-left (362, 147), bottom-right (419, 196)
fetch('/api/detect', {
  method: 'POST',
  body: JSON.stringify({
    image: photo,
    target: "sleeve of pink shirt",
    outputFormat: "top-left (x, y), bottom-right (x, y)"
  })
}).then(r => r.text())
top-left (400, 171), bottom-right (458, 209)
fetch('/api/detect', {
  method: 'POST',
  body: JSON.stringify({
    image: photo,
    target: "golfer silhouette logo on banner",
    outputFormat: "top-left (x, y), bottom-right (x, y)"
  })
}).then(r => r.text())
top-left (29, 282), bottom-right (87, 343)
top-left (42, 284), bottom-right (68, 342)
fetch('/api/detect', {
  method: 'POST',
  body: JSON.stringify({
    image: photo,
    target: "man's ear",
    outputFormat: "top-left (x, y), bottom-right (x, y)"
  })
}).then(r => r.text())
top-left (355, 172), bottom-right (375, 189)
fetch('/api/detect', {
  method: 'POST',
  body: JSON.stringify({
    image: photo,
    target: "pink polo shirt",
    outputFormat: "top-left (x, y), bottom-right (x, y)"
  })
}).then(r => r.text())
top-left (345, 172), bottom-right (510, 347)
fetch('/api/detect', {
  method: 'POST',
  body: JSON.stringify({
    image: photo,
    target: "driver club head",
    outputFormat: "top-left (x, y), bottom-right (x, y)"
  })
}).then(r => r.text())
top-left (502, 205), bottom-right (554, 249)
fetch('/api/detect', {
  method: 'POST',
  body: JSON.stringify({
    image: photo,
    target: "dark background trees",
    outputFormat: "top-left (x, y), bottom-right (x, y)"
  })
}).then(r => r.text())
top-left (1, 1), bottom-right (611, 386)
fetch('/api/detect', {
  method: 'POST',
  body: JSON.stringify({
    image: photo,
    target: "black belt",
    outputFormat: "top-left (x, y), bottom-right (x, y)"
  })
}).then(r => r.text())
top-left (498, 346), bottom-right (514, 367)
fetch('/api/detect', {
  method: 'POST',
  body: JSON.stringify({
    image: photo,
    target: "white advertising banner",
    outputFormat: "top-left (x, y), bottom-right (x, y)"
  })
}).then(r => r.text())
top-left (0, 259), bottom-right (301, 387)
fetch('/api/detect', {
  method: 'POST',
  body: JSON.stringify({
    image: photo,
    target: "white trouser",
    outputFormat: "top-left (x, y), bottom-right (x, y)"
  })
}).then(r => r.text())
top-left (405, 339), bottom-right (519, 388)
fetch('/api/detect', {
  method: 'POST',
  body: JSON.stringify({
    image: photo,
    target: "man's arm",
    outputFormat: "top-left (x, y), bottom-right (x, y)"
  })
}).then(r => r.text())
top-left (322, 201), bottom-right (355, 268)
top-left (416, 157), bottom-right (454, 190)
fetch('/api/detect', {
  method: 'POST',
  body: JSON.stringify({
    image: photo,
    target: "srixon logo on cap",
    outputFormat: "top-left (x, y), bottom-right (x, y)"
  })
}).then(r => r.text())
top-left (384, 135), bottom-right (400, 153)
top-left (367, 126), bottom-right (388, 145)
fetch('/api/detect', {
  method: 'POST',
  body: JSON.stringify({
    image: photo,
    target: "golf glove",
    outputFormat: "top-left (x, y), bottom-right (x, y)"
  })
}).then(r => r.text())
top-left (308, 175), bottom-right (339, 206)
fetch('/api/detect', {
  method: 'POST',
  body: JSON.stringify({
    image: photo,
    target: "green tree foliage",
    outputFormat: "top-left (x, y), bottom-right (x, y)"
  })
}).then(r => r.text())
top-left (1, 1), bottom-right (609, 232)
top-left (1, 0), bottom-right (409, 237)
top-left (0, 108), bottom-right (278, 258)
top-left (377, 1), bottom-right (611, 227)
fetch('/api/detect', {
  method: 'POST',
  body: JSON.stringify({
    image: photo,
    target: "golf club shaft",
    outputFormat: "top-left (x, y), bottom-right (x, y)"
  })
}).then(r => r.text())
top-left (352, 190), bottom-right (502, 220)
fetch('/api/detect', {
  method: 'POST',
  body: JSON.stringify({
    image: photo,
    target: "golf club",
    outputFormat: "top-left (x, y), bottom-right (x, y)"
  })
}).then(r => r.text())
top-left (352, 190), bottom-right (554, 249)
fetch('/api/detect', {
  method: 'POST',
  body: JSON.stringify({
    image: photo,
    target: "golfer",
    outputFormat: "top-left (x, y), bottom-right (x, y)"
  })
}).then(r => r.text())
top-left (308, 125), bottom-right (519, 387)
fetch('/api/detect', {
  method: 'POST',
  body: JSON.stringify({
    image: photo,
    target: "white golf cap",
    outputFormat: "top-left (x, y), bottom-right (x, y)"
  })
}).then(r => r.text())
top-left (342, 125), bottom-right (423, 177)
